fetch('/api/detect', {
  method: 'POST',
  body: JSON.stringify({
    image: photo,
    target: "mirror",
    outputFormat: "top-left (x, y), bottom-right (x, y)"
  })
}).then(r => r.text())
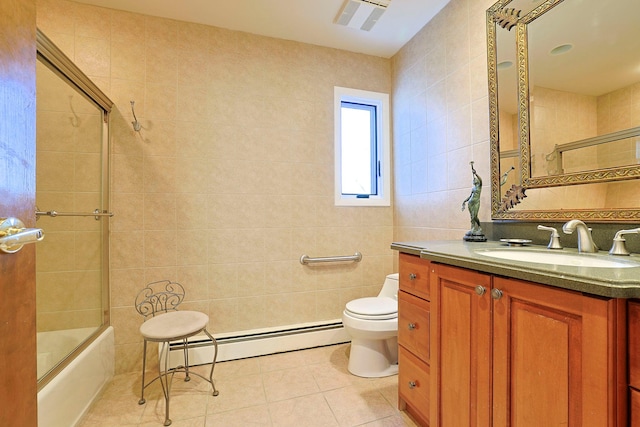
top-left (488, 0), bottom-right (640, 221)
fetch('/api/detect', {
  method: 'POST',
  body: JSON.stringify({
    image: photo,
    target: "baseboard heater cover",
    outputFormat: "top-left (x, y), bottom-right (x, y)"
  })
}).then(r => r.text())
top-left (163, 320), bottom-right (349, 369)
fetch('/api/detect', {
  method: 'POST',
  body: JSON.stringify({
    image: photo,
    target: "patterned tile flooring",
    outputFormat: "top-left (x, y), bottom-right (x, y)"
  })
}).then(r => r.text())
top-left (78, 343), bottom-right (420, 427)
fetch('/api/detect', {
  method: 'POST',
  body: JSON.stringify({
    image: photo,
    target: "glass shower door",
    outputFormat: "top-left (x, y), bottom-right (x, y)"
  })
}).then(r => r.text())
top-left (35, 54), bottom-right (110, 381)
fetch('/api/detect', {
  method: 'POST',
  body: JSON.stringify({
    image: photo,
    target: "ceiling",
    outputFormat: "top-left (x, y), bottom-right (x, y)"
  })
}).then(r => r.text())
top-left (73, 0), bottom-right (450, 58)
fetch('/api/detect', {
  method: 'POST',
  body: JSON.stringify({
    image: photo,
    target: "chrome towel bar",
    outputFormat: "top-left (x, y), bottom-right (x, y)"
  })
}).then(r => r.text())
top-left (36, 209), bottom-right (114, 220)
top-left (300, 252), bottom-right (362, 265)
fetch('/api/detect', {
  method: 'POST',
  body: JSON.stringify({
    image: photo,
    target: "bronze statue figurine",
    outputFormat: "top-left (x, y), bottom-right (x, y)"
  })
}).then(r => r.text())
top-left (461, 161), bottom-right (487, 242)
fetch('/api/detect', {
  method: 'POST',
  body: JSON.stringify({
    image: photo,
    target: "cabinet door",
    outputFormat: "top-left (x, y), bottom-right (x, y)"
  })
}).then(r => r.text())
top-left (631, 388), bottom-right (640, 427)
top-left (629, 301), bottom-right (640, 389)
top-left (492, 276), bottom-right (613, 427)
top-left (432, 264), bottom-right (492, 427)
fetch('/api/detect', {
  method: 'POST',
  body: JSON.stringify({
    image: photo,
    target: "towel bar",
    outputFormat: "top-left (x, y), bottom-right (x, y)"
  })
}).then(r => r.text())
top-left (300, 252), bottom-right (362, 265)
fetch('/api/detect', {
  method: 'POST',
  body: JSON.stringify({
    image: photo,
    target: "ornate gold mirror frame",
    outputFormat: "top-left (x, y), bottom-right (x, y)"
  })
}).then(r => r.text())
top-left (487, 0), bottom-right (640, 221)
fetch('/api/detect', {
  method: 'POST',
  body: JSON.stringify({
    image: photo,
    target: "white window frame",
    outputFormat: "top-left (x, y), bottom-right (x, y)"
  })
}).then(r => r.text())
top-left (334, 86), bottom-right (391, 207)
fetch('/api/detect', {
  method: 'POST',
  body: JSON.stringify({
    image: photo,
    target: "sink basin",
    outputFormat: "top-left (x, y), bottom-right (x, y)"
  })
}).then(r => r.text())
top-left (476, 249), bottom-right (640, 268)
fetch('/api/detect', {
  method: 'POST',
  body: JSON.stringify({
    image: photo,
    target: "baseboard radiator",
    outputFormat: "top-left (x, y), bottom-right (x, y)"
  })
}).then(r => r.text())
top-left (164, 319), bottom-right (350, 369)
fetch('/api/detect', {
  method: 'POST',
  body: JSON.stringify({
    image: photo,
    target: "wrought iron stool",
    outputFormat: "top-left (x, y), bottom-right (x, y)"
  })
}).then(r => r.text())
top-left (135, 280), bottom-right (219, 426)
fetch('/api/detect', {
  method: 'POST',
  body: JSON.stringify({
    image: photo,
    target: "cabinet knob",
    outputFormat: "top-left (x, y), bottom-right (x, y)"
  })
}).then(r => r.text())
top-left (409, 273), bottom-right (417, 280)
top-left (491, 288), bottom-right (503, 300)
top-left (408, 381), bottom-right (417, 389)
top-left (408, 322), bottom-right (416, 330)
top-left (474, 285), bottom-right (486, 296)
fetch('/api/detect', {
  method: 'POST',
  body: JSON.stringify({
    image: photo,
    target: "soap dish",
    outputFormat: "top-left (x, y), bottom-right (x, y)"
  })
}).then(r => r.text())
top-left (500, 238), bottom-right (532, 247)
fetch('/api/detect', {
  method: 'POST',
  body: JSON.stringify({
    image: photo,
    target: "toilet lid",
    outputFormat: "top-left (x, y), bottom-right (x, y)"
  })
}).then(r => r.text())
top-left (345, 297), bottom-right (397, 320)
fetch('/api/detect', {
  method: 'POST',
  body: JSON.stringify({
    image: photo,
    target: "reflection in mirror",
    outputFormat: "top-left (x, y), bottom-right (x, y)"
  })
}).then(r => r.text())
top-left (488, 0), bottom-right (640, 221)
top-left (526, 0), bottom-right (640, 180)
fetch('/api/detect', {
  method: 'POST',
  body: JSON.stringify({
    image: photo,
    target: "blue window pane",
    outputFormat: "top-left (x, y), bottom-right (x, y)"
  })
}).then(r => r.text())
top-left (340, 102), bottom-right (377, 196)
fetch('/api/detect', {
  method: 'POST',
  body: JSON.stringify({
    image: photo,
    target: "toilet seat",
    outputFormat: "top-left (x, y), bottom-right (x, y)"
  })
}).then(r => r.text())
top-left (345, 297), bottom-right (397, 320)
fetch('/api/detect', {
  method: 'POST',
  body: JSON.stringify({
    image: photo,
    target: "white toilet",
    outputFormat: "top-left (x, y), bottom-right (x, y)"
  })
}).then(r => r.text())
top-left (342, 273), bottom-right (399, 377)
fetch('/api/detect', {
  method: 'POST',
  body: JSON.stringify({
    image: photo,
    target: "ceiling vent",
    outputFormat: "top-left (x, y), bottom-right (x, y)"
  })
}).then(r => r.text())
top-left (334, 0), bottom-right (391, 31)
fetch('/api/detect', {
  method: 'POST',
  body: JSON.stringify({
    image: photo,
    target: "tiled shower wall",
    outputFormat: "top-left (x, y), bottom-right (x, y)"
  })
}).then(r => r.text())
top-left (37, 0), bottom-right (394, 373)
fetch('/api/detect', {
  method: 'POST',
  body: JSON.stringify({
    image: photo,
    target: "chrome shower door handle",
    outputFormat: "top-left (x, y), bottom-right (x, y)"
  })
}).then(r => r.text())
top-left (0, 217), bottom-right (44, 254)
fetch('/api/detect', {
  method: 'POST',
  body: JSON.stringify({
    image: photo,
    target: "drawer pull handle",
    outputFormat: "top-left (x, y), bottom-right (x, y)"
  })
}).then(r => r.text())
top-left (491, 288), bottom-right (503, 300)
top-left (408, 381), bottom-right (417, 389)
top-left (475, 285), bottom-right (486, 296)
top-left (408, 323), bottom-right (416, 330)
top-left (409, 273), bottom-right (417, 280)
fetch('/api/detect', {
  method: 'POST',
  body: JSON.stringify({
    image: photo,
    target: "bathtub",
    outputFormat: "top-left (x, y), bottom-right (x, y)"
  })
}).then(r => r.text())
top-left (37, 326), bottom-right (114, 427)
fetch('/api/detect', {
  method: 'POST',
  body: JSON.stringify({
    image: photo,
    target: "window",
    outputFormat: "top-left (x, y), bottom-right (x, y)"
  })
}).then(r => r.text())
top-left (334, 87), bottom-right (390, 206)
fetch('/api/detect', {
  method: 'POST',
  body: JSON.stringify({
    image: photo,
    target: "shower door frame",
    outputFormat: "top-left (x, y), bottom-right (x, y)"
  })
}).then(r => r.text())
top-left (36, 29), bottom-right (113, 390)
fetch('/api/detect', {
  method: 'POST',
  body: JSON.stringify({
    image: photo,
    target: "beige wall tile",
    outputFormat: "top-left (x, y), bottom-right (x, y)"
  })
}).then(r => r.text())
top-left (393, 0), bottom-right (493, 242)
top-left (74, 36), bottom-right (110, 78)
top-left (110, 268), bottom-right (144, 308)
top-left (37, 0), bottom-right (75, 35)
top-left (74, 3), bottom-right (110, 39)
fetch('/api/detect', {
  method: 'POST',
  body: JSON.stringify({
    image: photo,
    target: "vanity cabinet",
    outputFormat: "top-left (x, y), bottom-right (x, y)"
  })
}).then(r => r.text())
top-left (432, 263), bottom-right (615, 427)
top-left (396, 252), bottom-right (620, 426)
top-left (397, 253), bottom-right (431, 426)
top-left (628, 300), bottom-right (640, 424)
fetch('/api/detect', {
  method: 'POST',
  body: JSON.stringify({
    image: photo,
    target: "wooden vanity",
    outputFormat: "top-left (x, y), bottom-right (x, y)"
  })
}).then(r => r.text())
top-left (393, 241), bottom-right (636, 427)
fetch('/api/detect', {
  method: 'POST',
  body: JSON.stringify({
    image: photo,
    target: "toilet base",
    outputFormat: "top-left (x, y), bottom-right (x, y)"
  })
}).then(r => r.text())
top-left (347, 337), bottom-right (398, 378)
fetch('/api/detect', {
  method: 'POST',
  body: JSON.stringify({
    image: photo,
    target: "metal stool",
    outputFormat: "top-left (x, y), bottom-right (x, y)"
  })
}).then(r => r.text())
top-left (135, 280), bottom-right (219, 426)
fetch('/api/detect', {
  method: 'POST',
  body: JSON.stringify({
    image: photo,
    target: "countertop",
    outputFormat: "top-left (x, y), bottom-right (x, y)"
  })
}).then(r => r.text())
top-left (391, 240), bottom-right (640, 298)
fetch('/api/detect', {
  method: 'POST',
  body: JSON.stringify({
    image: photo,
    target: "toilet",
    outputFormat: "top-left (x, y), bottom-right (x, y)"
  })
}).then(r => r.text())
top-left (342, 273), bottom-right (399, 377)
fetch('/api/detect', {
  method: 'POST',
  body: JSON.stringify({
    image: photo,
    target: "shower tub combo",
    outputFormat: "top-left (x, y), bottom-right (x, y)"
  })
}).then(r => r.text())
top-left (35, 30), bottom-right (114, 427)
top-left (37, 327), bottom-right (114, 427)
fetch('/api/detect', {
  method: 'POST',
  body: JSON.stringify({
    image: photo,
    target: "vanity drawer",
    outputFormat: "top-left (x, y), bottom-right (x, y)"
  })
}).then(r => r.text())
top-left (629, 301), bottom-right (640, 388)
top-left (398, 290), bottom-right (430, 362)
top-left (399, 253), bottom-right (430, 300)
top-left (399, 346), bottom-right (430, 425)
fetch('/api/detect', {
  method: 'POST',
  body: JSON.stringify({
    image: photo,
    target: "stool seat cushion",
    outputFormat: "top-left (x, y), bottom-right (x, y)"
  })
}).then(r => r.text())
top-left (140, 310), bottom-right (209, 341)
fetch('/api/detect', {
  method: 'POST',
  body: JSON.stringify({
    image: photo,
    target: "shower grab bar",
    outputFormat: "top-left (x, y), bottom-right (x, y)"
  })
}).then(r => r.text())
top-left (36, 209), bottom-right (114, 220)
top-left (300, 252), bottom-right (362, 265)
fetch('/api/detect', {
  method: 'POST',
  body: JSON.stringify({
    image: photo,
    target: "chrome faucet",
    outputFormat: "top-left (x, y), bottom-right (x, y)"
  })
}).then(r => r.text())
top-left (562, 220), bottom-right (598, 253)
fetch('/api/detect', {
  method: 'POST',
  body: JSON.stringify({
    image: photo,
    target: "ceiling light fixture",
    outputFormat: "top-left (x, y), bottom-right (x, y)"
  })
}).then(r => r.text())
top-left (334, 0), bottom-right (391, 31)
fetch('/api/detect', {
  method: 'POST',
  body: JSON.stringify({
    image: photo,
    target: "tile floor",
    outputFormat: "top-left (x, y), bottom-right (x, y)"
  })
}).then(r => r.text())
top-left (78, 343), bottom-right (420, 427)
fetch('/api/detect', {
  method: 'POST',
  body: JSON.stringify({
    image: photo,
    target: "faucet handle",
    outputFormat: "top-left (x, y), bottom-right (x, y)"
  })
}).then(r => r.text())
top-left (609, 228), bottom-right (640, 256)
top-left (537, 225), bottom-right (563, 250)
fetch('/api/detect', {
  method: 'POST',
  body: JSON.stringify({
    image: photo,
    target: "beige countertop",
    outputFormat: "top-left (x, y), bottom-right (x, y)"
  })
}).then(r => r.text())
top-left (391, 240), bottom-right (640, 298)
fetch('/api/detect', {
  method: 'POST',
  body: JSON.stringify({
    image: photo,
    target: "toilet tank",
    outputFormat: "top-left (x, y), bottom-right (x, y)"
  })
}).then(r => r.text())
top-left (377, 273), bottom-right (399, 299)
